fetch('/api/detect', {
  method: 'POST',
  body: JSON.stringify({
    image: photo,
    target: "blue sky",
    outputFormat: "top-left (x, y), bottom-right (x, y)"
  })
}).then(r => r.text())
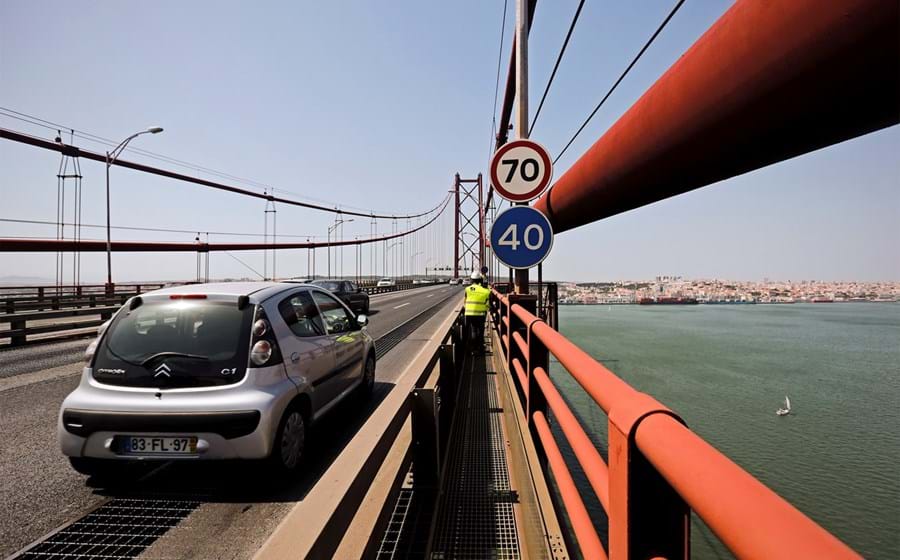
top-left (1, 0), bottom-right (897, 283)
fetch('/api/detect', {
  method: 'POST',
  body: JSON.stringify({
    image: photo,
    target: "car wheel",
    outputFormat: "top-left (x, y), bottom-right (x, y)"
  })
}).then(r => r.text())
top-left (359, 355), bottom-right (375, 399)
top-left (363, 300), bottom-right (370, 314)
top-left (271, 407), bottom-right (306, 473)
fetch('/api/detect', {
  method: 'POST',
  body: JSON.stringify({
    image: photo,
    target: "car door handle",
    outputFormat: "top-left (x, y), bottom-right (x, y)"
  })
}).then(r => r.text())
top-left (291, 352), bottom-right (300, 363)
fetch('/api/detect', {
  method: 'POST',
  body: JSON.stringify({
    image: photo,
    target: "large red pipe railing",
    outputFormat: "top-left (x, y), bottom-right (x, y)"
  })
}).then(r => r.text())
top-left (490, 288), bottom-right (860, 559)
top-left (534, 0), bottom-right (899, 233)
top-left (532, 411), bottom-right (607, 560)
top-left (635, 413), bottom-right (856, 560)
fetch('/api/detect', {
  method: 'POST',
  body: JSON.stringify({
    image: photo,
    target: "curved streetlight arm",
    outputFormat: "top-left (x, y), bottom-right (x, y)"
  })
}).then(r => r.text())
top-left (105, 127), bottom-right (163, 289)
top-left (108, 127), bottom-right (164, 164)
top-left (328, 218), bottom-right (354, 235)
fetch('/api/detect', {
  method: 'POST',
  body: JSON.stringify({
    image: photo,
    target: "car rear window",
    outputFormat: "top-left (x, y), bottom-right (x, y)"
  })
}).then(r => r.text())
top-left (93, 299), bottom-right (253, 388)
top-left (313, 281), bottom-right (342, 292)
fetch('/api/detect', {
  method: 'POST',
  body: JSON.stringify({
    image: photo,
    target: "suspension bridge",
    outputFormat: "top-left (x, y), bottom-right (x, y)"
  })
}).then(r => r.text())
top-left (0, 0), bottom-right (897, 558)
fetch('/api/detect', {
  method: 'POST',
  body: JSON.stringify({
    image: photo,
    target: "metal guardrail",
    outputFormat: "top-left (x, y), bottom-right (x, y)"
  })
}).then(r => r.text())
top-left (0, 281), bottom-right (451, 348)
top-left (360, 281), bottom-right (445, 295)
top-left (0, 284), bottom-right (169, 347)
top-left (490, 288), bottom-right (861, 560)
top-left (254, 305), bottom-right (466, 559)
top-left (0, 282), bottom-right (167, 300)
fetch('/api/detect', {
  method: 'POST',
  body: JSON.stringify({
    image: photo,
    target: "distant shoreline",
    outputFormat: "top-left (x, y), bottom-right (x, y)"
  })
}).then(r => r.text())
top-left (559, 300), bottom-right (898, 306)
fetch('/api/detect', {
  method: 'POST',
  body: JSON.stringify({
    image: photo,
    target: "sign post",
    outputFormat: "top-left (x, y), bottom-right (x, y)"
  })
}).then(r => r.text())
top-left (489, 139), bottom-right (555, 290)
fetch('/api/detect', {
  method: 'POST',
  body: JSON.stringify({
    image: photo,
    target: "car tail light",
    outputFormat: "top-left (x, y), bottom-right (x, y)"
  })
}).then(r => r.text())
top-left (252, 319), bottom-right (268, 337)
top-left (170, 294), bottom-right (207, 300)
top-left (248, 307), bottom-right (282, 367)
top-left (250, 340), bottom-right (273, 366)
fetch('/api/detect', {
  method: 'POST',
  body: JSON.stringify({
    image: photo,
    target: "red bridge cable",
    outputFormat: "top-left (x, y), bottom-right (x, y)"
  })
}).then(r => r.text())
top-left (0, 107), bottom-right (408, 216)
top-left (0, 217), bottom-right (323, 240)
top-left (0, 127), bottom-right (444, 220)
top-left (0, 194), bottom-right (451, 253)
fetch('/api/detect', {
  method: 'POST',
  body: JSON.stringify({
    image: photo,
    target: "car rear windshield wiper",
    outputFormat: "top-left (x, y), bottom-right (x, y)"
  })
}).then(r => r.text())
top-left (139, 352), bottom-right (211, 366)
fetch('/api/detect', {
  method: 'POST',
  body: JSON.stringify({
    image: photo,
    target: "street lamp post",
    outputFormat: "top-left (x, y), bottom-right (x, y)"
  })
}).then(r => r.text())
top-left (385, 241), bottom-right (400, 279)
top-left (411, 251), bottom-right (423, 282)
top-left (327, 218), bottom-right (353, 277)
top-left (105, 126), bottom-right (163, 292)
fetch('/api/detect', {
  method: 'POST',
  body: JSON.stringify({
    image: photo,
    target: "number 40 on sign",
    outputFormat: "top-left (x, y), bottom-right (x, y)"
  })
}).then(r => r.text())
top-left (489, 206), bottom-right (554, 270)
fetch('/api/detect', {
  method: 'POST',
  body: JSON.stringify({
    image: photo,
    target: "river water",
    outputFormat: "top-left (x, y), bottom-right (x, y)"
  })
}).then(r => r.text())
top-left (549, 303), bottom-right (899, 559)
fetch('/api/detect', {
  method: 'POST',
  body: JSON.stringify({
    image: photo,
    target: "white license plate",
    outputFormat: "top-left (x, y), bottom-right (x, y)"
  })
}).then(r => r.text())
top-left (119, 436), bottom-right (197, 455)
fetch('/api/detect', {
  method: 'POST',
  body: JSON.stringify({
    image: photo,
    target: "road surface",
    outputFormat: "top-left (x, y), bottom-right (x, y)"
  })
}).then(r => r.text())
top-left (0, 283), bottom-right (463, 558)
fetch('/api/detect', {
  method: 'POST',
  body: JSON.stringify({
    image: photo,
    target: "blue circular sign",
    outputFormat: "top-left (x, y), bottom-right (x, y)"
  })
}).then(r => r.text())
top-left (489, 206), bottom-right (554, 269)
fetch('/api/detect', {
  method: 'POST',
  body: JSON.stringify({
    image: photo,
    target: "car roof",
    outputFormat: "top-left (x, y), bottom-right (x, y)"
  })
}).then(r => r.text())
top-left (140, 282), bottom-right (304, 302)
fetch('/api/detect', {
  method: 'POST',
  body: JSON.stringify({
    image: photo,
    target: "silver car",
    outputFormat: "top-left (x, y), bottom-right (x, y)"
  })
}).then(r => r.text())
top-left (58, 282), bottom-right (375, 477)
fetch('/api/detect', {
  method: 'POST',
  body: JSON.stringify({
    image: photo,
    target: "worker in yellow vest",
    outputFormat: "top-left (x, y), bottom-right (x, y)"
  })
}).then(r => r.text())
top-left (464, 271), bottom-right (491, 353)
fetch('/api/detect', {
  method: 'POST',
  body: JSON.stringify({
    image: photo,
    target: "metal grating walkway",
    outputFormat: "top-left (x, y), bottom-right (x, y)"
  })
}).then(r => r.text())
top-left (375, 470), bottom-right (415, 560)
top-left (15, 498), bottom-right (198, 559)
top-left (430, 349), bottom-right (521, 560)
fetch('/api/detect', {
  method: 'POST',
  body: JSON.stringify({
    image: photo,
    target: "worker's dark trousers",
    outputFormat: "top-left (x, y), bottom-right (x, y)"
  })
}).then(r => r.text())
top-left (466, 314), bottom-right (486, 352)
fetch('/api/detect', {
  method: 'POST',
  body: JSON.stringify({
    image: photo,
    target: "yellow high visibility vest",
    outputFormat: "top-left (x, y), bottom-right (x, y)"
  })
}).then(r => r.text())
top-left (465, 283), bottom-right (490, 316)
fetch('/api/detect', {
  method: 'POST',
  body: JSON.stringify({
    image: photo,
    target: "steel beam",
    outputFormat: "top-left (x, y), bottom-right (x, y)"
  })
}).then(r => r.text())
top-left (534, 0), bottom-right (899, 233)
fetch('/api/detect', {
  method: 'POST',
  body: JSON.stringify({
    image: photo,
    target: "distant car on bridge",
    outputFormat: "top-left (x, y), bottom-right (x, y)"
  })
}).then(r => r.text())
top-left (58, 282), bottom-right (375, 479)
top-left (309, 279), bottom-right (370, 314)
top-left (376, 278), bottom-right (396, 287)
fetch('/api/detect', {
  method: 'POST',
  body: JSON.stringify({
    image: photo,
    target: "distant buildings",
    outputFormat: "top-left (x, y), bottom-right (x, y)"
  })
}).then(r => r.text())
top-left (557, 278), bottom-right (899, 305)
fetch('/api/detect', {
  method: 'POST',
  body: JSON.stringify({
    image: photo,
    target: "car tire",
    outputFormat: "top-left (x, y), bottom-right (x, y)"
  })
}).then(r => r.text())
top-left (358, 354), bottom-right (375, 399)
top-left (363, 300), bottom-right (370, 314)
top-left (270, 406), bottom-right (307, 474)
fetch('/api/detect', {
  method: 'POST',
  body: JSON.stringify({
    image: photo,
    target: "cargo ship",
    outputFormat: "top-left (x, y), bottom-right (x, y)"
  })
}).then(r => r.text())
top-left (639, 297), bottom-right (699, 305)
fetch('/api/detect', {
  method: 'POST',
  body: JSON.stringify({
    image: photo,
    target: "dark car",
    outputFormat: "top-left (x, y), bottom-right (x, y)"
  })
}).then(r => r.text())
top-left (311, 280), bottom-right (370, 314)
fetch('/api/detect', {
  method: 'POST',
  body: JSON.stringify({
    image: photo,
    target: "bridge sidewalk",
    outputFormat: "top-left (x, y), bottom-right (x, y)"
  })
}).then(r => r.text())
top-left (426, 330), bottom-right (566, 559)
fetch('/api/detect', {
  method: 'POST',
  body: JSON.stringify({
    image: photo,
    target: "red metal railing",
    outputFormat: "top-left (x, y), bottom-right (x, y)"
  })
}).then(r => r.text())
top-left (490, 289), bottom-right (861, 560)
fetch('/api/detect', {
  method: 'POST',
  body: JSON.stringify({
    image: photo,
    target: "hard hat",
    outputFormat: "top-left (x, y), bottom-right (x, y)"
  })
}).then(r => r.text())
top-left (470, 271), bottom-right (483, 281)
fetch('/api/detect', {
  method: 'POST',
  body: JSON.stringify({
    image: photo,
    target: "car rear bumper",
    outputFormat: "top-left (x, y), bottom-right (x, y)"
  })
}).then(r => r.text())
top-left (59, 409), bottom-right (275, 460)
top-left (62, 409), bottom-right (261, 439)
top-left (58, 371), bottom-right (296, 461)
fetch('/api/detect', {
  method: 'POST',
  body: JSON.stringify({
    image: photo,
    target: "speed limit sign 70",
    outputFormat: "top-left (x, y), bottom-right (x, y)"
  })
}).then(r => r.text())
top-left (490, 139), bottom-right (553, 203)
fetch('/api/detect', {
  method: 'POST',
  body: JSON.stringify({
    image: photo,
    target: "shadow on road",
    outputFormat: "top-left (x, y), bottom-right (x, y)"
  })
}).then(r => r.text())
top-left (90, 380), bottom-right (397, 504)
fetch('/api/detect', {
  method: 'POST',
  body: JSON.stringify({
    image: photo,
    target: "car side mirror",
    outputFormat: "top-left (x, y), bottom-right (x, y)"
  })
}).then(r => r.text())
top-left (357, 287), bottom-right (362, 293)
top-left (356, 314), bottom-right (369, 327)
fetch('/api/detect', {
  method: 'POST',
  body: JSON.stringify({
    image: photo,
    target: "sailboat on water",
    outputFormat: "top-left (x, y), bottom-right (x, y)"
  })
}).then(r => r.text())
top-left (776, 395), bottom-right (792, 416)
